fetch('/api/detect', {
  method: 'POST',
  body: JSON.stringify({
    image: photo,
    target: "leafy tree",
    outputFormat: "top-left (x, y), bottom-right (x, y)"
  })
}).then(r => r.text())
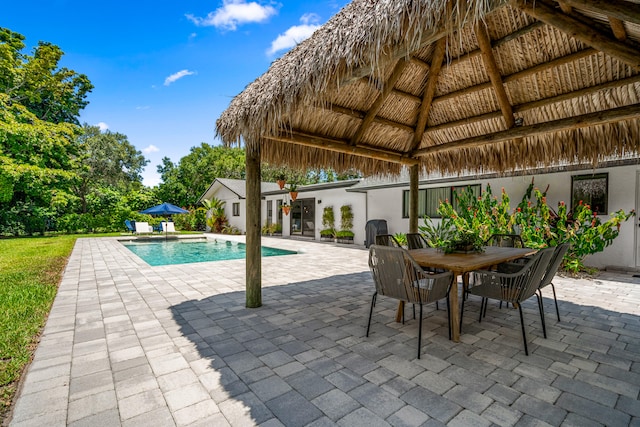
top-left (156, 144), bottom-right (246, 207)
top-left (74, 125), bottom-right (148, 213)
top-left (0, 94), bottom-right (80, 235)
top-left (0, 27), bottom-right (93, 124)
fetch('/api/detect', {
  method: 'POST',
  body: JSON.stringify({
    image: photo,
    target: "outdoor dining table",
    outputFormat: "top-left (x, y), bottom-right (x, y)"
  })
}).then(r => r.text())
top-left (406, 246), bottom-right (537, 342)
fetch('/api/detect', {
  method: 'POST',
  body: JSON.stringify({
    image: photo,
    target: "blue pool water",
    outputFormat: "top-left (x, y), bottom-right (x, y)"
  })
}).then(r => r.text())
top-left (122, 238), bottom-right (296, 266)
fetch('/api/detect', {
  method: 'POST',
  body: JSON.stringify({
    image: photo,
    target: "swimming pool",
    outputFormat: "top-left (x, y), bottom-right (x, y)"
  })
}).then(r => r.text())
top-left (122, 238), bottom-right (296, 266)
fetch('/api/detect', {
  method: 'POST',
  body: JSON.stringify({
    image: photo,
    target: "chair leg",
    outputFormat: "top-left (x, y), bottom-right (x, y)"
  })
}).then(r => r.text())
top-left (517, 303), bottom-right (529, 356)
top-left (417, 303), bottom-right (423, 359)
top-left (413, 304), bottom-right (416, 320)
top-left (436, 300), bottom-right (439, 310)
top-left (459, 293), bottom-right (466, 334)
top-left (536, 291), bottom-right (547, 339)
top-left (366, 292), bottom-right (376, 337)
top-left (483, 298), bottom-right (489, 318)
top-left (478, 298), bottom-right (487, 323)
top-left (446, 294), bottom-right (451, 341)
top-left (550, 283), bottom-right (560, 322)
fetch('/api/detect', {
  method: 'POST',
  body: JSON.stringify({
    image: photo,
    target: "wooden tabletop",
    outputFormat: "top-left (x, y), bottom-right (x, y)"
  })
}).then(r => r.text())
top-left (408, 246), bottom-right (537, 275)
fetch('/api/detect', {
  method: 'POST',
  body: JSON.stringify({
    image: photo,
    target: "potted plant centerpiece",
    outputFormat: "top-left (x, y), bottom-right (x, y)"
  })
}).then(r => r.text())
top-left (444, 229), bottom-right (484, 253)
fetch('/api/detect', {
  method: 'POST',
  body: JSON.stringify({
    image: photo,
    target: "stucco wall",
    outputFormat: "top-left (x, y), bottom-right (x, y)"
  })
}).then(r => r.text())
top-left (363, 165), bottom-right (639, 269)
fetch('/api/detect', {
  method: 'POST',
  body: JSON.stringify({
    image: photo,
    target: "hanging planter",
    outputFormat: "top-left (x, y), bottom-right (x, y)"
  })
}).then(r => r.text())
top-left (289, 191), bottom-right (298, 201)
top-left (276, 179), bottom-right (286, 189)
top-left (282, 206), bottom-right (291, 215)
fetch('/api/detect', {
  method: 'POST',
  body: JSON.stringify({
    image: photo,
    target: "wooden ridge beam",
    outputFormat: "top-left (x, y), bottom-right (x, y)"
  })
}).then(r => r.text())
top-left (266, 130), bottom-right (419, 166)
top-left (350, 59), bottom-right (408, 145)
top-left (410, 38), bottom-right (447, 151)
top-left (425, 74), bottom-right (640, 134)
top-left (561, 0), bottom-right (640, 26)
top-left (413, 103), bottom-right (640, 157)
top-left (476, 22), bottom-right (516, 129)
top-left (512, 0), bottom-right (640, 70)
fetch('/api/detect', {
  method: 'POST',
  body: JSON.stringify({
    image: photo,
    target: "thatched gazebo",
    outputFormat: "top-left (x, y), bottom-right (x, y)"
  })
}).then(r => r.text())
top-left (216, 0), bottom-right (640, 313)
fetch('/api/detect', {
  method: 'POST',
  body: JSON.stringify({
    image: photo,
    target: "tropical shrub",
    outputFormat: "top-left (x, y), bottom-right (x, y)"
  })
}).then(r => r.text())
top-left (321, 206), bottom-right (336, 238)
top-left (420, 182), bottom-right (634, 272)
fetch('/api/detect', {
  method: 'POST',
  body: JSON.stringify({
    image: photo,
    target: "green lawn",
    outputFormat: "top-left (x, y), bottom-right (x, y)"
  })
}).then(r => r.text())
top-left (0, 234), bottom-right (118, 420)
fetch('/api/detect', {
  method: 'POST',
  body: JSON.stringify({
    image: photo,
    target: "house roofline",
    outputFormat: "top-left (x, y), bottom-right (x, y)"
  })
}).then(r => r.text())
top-left (347, 158), bottom-right (640, 192)
top-left (262, 179), bottom-right (361, 196)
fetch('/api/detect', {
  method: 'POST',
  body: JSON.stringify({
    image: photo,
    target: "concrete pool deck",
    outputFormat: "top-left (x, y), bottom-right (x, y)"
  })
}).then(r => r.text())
top-left (7, 235), bottom-right (640, 426)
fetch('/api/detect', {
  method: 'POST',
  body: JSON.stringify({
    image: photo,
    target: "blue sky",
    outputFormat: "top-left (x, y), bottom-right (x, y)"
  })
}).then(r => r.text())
top-left (4, 0), bottom-right (349, 186)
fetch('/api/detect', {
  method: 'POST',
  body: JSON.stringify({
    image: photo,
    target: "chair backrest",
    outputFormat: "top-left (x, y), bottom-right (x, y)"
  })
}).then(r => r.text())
top-left (135, 221), bottom-right (151, 233)
top-left (485, 233), bottom-right (525, 248)
top-left (540, 243), bottom-right (569, 288)
top-left (162, 222), bottom-right (176, 233)
top-left (368, 245), bottom-right (452, 304)
top-left (375, 234), bottom-right (401, 247)
top-left (517, 247), bottom-right (556, 300)
top-left (406, 233), bottom-right (428, 250)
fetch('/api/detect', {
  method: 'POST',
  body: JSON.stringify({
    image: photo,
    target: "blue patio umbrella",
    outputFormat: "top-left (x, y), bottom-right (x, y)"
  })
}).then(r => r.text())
top-left (140, 202), bottom-right (189, 216)
top-left (140, 202), bottom-right (189, 237)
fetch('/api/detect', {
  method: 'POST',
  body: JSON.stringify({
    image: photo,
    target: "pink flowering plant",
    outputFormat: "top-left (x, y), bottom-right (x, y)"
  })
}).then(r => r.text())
top-left (420, 180), bottom-right (634, 273)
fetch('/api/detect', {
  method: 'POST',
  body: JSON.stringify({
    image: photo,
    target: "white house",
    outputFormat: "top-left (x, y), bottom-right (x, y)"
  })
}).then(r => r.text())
top-left (200, 158), bottom-right (640, 270)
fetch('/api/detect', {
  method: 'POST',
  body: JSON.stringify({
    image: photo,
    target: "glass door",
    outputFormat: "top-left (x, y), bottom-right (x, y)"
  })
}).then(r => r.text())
top-left (290, 198), bottom-right (315, 237)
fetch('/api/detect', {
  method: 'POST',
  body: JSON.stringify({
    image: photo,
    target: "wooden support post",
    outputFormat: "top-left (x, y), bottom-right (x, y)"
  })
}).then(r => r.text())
top-left (409, 165), bottom-right (419, 234)
top-left (245, 141), bottom-right (262, 308)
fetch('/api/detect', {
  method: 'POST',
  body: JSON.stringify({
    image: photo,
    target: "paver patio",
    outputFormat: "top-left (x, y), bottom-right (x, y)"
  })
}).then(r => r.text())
top-left (7, 235), bottom-right (640, 426)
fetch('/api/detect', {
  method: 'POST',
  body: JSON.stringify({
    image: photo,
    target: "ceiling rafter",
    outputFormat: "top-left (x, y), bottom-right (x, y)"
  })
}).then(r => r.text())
top-left (425, 74), bottom-right (640, 134)
top-left (475, 21), bottom-right (516, 129)
top-left (267, 129), bottom-right (419, 166)
top-left (511, 0), bottom-right (640, 70)
top-left (449, 21), bottom-right (546, 68)
top-left (326, 104), bottom-right (415, 133)
top-left (413, 103), bottom-right (640, 157)
top-left (559, 0), bottom-right (640, 25)
top-left (349, 59), bottom-right (408, 145)
top-left (435, 48), bottom-right (597, 104)
top-left (410, 37), bottom-right (447, 152)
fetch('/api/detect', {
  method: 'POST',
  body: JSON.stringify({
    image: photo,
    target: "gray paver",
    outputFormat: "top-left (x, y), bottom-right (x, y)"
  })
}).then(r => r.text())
top-left (8, 237), bottom-right (640, 427)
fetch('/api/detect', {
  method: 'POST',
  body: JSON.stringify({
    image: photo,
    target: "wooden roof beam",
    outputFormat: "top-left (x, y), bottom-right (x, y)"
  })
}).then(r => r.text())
top-left (326, 104), bottom-right (414, 134)
top-left (476, 22), bottom-right (516, 129)
top-left (430, 21), bottom-right (546, 72)
top-left (436, 48), bottom-right (597, 104)
top-left (410, 38), bottom-right (447, 151)
top-left (268, 129), bottom-right (419, 166)
top-left (609, 17), bottom-right (627, 41)
top-left (425, 74), bottom-right (640, 134)
top-left (512, 0), bottom-right (640, 70)
top-left (557, 1), bottom-right (573, 14)
top-left (350, 59), bottom-right (408, 145)
top-left (560, 0), bottom-right (640, 26)
top-left (413, 103), bottom-right (640, 157)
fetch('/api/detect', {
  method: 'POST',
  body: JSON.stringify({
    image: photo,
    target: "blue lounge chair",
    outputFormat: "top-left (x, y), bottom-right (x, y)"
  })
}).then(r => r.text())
top-left (124, 220), bottom-right (135, 233)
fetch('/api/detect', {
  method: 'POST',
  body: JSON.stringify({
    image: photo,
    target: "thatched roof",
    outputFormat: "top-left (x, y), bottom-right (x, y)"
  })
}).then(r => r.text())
top-left (216, 0), bottom-right (640, 177)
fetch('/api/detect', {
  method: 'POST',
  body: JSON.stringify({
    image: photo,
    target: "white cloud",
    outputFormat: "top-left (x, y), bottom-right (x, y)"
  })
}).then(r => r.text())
top-left (267, 13), bottom-right (320, 55)
top-left (186, 0), bottom-right (277, 31)
top-left (164, 69), bottom-right (196, 86)
top-left (142, 144), bottom-right (159, 154)
top-left (96, 122), bottom-right (109, 131)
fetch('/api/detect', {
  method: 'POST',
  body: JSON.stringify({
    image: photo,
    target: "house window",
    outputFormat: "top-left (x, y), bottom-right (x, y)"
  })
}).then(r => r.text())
top-left (232, 202), bottom-right (240, 216)
top-left (267, 200), bottom-right (273, 224)
top-left (402, 184), bottom-right (481, 218)
top-left (571, 173), bottom-right (608, 214)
